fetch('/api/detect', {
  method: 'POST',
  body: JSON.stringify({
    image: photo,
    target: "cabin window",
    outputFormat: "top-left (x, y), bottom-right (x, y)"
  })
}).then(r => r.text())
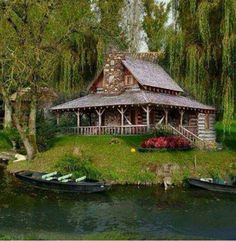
top-left (205, 114), bottom-right (210, 130)
top-left (125, 75), bottom-right (133, 86)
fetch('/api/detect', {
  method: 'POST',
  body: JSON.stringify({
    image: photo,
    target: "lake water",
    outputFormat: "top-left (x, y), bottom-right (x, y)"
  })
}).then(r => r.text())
top-left (1, 166), bottom-right (236, 239)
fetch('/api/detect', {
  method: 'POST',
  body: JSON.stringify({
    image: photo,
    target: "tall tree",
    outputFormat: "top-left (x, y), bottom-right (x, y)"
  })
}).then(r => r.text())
top-left (121, 0), bottom-right (144, 52)
top-left (144, 0), bottom-right (236, 131)
top-left (0, 0), bottom-right (93, 159)
top-left (143, 0), bottom-right (169, 52)
top-left (95, 0), bottom-right (127, 67)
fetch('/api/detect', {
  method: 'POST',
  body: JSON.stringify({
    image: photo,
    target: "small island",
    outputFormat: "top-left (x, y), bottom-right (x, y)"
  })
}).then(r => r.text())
top-left (0, 0), bottom-right (235, 240)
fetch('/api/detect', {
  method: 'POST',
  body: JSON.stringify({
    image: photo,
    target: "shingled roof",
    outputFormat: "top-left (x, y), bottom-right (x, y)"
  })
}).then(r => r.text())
top-left (51, 90), bottom-right (215, 112)
top-left (122, 56), bottom-right (183, 92)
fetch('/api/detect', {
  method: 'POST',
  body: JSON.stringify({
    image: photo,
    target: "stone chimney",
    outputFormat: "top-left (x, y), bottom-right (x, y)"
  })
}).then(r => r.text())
top-left (103, 48), bottom-right (125, 94)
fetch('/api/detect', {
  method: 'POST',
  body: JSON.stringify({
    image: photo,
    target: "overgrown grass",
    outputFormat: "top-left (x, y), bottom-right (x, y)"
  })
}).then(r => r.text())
top-left (6, 120), bottom-right (236, 184)
top-left (216, 119), bottom-right (236, 151)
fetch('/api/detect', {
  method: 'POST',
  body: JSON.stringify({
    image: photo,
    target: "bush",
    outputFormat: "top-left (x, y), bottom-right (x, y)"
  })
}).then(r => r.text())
top-left (0, 128), bottom-right (21, 150)
top-left (152, 126), bottom-right (172, 137)
top-left (55, 154), bottom-right (102, 180)
top-left (37, 116), bottom-right (59, 151)
top-left (141, 136), bottom-right (191, 150)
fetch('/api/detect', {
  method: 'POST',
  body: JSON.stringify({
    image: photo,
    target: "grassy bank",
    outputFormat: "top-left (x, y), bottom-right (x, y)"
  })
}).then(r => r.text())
top-left (7, 120), bottom-right (236, 185)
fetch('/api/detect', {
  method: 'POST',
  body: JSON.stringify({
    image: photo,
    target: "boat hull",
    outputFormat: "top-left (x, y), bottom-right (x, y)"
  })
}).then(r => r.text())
top-left (188, 178), bottom-right (236, 194)
top-left (15, 171), bottom-right (111, 193)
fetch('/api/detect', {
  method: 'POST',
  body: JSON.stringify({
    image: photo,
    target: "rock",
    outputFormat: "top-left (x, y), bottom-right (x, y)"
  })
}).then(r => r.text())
top-left (0, 151), bottom-right (17, 162)
top-left (73, 147), bottom-right (82, 156)
top-left (13, 154), bottom-right (27, 163)
top-left (163, 176), bottom-right (173, 190)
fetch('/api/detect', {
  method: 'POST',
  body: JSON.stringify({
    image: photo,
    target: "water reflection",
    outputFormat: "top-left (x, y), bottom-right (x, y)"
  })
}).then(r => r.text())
top-left (0, 166), bottom-right (236, 239)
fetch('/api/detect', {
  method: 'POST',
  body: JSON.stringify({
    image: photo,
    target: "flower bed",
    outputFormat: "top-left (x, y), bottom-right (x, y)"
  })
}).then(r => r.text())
top-left (140, 136), bottom-right (192, 151)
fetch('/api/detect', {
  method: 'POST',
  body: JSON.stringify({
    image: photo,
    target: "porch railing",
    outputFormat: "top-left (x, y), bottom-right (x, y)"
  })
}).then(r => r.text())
top-left (167, 124), bottom-right (203, 143)
top-left (63, 125), bottom-right (148, 136)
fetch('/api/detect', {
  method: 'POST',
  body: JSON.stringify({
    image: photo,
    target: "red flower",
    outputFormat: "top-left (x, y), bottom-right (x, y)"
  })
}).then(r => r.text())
top-left (141, 136), bottom-right (191, 149)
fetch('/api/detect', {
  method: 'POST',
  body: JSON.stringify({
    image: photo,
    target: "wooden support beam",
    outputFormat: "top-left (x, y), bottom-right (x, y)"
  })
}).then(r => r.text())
top-left (118, 107), bottom-right (127, 134)
top-left (75, 110), bottom-right (80, 127)
top-left (164, 109), bottom-right (168, 126)
top-left (56, 112), bottom-right (60, 126)
top-left (142, 106), bottom-right (152, 130)
top-left (179, 110), bottom-right (184, 127)
top-left (95, 109), bottom-right (105, 127)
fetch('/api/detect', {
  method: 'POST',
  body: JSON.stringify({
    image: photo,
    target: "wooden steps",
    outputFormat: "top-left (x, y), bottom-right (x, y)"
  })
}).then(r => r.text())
top-left (167, 124), bottom-right (205, 146)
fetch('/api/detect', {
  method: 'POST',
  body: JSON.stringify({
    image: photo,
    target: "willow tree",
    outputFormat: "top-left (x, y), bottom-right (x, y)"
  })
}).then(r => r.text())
top-left (0, 0), bottom-right (92, 159)
top-left (144, 0), bottom-right (236, 131)
top-left (95, 0), bottom-right (127, 68)
top-left (52, 0), bottom-right (98, 97)
top-left (142, 0), bottom-right (169, 52)
top-left (121, 0), bottom-right (144, 52)
top-left (52, 0), bottom-right (128, 97)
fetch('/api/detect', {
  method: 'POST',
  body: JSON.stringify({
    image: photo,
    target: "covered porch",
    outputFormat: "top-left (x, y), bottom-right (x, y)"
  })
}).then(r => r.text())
top-left (51, 90), bottom-right (216, 142)
top-left (55, 104), bottom-right (199, 136)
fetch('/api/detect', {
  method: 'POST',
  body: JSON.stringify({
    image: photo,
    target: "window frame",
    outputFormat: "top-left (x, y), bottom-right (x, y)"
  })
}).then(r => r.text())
top-left (125, 75), bottom-right (134, 86)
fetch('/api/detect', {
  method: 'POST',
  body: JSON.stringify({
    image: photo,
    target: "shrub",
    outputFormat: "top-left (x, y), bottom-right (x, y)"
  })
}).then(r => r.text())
top-left (152, 126), bottom-right (172, 137)
top-left (1, 128), bottom-right (21, 150)
top-left (141, 136), bottom-right (191, 149)
top-left (36, 114), bottom-right (59, 151)
top-left (55, 154), bottom-right (102, 180)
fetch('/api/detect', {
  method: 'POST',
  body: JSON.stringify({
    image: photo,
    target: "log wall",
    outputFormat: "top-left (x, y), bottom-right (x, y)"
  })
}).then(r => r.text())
top-left (198, 113), bottom-right (216, 141)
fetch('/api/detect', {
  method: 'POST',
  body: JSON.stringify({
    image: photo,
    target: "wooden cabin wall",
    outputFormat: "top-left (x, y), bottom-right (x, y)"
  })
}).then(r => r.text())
top-left (198, 113), bottom-right (216, 141)
top-left (104, 109), bottom-right (120, 126)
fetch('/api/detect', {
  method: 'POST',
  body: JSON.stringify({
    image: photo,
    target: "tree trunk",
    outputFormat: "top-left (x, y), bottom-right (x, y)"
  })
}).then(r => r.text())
top-left (1, 88), bottom-right (12, 129)
top-left (3, 100), bottom-right (13, 129)
top-left (13, 113), bottom-right (37, 160)
top-left (28, 96), bottom-right (38, 155)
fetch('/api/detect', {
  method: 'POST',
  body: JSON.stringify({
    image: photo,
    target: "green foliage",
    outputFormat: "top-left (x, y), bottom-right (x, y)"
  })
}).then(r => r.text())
top-left (0, 131), bottom-right (12, 151)
top-left (144, 0), bottom-right (236, 127)
top-left (36, 114), bottom-right (59, 151)
top-left (152, 126), bottom-right (172, 137)
top-left (142, 0), bottom-right (170, 51)
top-left (8, 125), bottom-right (236, 185)
top-left (0, 128), bottom-right (20, 150)
top-left (55, 154), bottom-right (102, 180)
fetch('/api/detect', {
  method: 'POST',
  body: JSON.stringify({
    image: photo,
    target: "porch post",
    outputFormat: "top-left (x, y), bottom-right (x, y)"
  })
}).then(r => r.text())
top-left (164, 109), bottom-right (168, 126)
top-left (142, 106), bottom-right (151, 131)
top-left (76, 110), bottom-right (80, 127)
top-left (179, 110), bottom-right (184, 127)
top-left (96, 108), bottom-right (105, 134)
top-left (146, 106), bottom-right (150, 130)
top-left (118, 107), bottom-right (127, 135)
top-left (56, 112), bottom-right (60, 126)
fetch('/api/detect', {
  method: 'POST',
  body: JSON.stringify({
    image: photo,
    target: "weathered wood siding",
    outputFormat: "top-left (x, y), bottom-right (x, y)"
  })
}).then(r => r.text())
top-left (198, 113), bottom-right (216, 141)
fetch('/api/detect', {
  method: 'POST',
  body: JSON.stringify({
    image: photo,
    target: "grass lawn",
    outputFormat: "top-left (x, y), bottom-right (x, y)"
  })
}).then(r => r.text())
top-left (7, 119), bottom-right (236, 185)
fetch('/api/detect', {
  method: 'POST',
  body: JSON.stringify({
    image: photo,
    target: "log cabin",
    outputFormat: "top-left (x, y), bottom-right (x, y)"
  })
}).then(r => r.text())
top-left (51, 50), bottom-right (216, 146)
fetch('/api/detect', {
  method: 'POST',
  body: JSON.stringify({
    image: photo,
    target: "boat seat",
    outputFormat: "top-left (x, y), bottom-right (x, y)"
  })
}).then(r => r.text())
top-left (76, 176), bottom-right (86, 183)
top-left (58, 174), bottom-right (73, 181)
top-left (42, 172), bottom-right (58, 180)
top-left (61, 179), bottom-right (72, 183)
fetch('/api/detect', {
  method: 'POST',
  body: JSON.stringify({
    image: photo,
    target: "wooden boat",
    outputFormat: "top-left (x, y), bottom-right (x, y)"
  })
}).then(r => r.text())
top-left (188, 178), bottom-right (236, 194)
top-left (15, 171), bottom-right (111, 193)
